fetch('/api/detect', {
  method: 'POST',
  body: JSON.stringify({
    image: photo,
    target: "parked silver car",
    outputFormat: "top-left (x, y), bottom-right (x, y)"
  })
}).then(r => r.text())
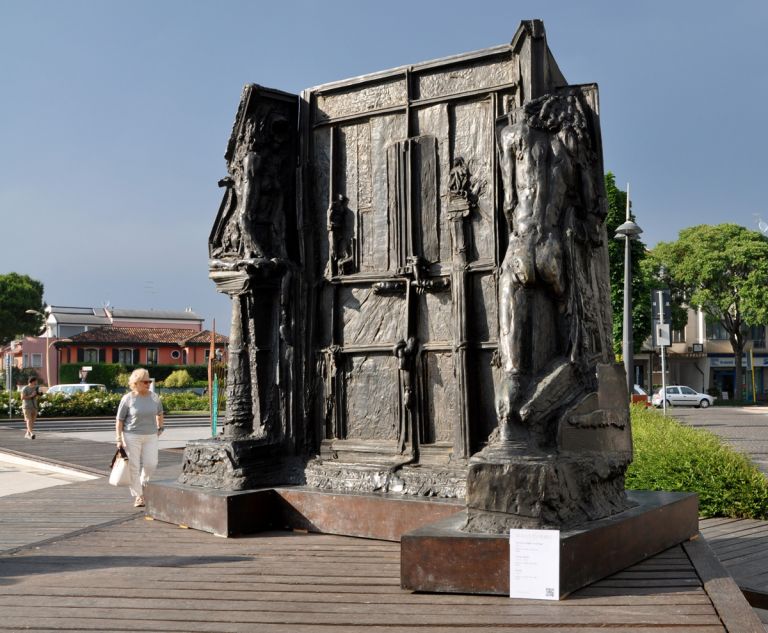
top-left (652, 386), bottom-right (715, 408)
top-left (46, 383), bottom-right (107, 396)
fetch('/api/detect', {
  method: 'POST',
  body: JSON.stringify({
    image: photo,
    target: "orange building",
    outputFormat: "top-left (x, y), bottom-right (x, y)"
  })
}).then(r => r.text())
top-left (56, 326), bottom-right (227, 368)
top-left (2, 305), bottom-right (223, 386)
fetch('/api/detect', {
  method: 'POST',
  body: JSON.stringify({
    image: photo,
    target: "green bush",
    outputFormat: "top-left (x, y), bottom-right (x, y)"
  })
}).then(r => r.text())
top-left (164, 369), bottom-right (194, 388)
top-left (626, 404), bottom-right (768, 518)
top-left (0, 391), bottom-right (22, 415)
top-left (115, 372), bottom-right (130, 388)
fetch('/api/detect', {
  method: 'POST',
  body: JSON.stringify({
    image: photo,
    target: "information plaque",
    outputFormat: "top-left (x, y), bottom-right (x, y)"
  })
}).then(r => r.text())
top-left (509, 529), bottom-right (561, 600)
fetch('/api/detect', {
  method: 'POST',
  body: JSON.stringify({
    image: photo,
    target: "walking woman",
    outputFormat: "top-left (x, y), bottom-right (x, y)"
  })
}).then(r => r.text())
top-left (116, 368), bottom-right (164, 507)
top-left (21, 375), bottom-right (40, 439)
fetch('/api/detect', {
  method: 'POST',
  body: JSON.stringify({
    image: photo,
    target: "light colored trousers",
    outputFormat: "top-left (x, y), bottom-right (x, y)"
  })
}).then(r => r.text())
top-left (123, 432), bottom-right (158, 498)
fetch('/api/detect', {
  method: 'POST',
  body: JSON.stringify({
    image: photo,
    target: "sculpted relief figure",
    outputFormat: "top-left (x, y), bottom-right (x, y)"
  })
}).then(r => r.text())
top-left (494, 91), bottom-right (610, 451)
top-left (211, 113), bottom-right (290, 265)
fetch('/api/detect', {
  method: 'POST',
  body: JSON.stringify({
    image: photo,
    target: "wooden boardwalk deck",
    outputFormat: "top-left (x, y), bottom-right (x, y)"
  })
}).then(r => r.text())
top-left (0, 427), bottom-right (765, 631)
top-left (701, 517), bottom-right (768, 610)
top-left (0, 427), bottom-right (180, 554)
top-left (0, 517), bottom-right (760, 632)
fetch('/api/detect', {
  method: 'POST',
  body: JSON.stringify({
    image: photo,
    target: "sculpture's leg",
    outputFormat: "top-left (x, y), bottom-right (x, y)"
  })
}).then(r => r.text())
top-left (496, 267), bottom-right (530, 449)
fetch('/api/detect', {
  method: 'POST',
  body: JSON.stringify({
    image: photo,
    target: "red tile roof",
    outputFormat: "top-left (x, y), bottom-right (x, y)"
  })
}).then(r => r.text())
top-left (184, 331), bottom-right (229, 345)
top-left (66, 327), bottom-right (227, 346)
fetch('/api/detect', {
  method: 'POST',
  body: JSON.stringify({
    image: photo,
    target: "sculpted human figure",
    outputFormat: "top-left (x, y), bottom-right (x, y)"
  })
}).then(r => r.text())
top-left (495, 93), bottom-right (597, 447)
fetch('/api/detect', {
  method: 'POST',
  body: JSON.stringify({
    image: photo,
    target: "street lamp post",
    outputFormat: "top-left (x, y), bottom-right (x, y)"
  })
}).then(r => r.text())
top-left (614, 184), bottom-right (643, 401)
top-left (25, 309), bottom-right (51, 388)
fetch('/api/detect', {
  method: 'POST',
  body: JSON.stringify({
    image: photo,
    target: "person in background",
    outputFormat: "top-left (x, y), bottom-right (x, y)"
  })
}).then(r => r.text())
top-left (21, 375), bottom-right (40, 439)
top-left (116, 368), bottom-right (164, 507)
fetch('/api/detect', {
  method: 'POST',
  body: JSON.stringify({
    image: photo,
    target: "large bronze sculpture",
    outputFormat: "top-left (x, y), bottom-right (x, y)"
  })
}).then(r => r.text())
top-left (155, 20), bottom-right (697, 597)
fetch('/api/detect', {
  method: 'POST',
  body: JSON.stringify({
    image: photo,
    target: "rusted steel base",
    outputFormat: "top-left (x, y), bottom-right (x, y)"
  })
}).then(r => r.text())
top-left (145, 480), bottom-right (463, 539)
top-left (144, 481), bottom-right (278, 537)
top-left (400, 490), bottom-right (699, 597)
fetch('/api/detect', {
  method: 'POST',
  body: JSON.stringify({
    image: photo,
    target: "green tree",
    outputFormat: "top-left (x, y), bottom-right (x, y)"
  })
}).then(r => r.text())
top-left (0, 273), bottom-right (45, 345)
top-left (604, 174), bottom-right (652, 358)
top-left (650, 224), bottom-right (768, 401)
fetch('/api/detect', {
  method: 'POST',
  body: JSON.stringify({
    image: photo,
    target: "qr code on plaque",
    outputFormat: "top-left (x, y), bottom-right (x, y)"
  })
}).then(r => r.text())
top-left (545, 587), bottom-right (555, 598)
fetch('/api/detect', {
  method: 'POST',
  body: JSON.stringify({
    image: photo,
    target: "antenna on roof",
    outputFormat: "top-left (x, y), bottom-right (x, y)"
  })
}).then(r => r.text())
top-left (755, 214), bottom-right (768, 236)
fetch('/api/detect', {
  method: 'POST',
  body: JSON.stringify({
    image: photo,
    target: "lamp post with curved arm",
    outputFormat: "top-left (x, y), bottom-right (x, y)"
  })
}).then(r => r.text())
top-left (614, 185), bottom-right (643, 401)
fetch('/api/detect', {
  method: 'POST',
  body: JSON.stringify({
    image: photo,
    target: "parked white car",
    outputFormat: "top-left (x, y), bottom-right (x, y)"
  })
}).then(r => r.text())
top-left (47, 383), bottom-right (107, 396)
top-left (652, 386), bottom-right (715, 408)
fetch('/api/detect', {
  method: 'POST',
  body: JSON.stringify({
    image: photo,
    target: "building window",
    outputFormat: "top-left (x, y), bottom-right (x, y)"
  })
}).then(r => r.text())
top-left (147, 348), bottom-right (159, 365)
top-left (60, 325), bottom-right (86, 338)
top-left (118, 349), bottom-right (134, 365)
top-left (750, 326), bottom-right (766, 349)
top-left (204, 349), bottom-right (211, 362)
top-left (30, 353), bottom-right (43, 368)
top-left (672, 328), bottom-right (685, 344)
top-left (83, 348), bottom-right (99, 363)
top-left (706, 322), bottom-right (729, 340)
top-left (22, 353), bottom-right (29, 368)
top-left (170, 350), bottom-right (181, 361)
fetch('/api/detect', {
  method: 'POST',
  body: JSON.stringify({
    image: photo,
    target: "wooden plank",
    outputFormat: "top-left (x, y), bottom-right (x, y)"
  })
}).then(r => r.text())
top-left (0, 620), bottom-right (731, 633)
top-left (0, 605), bottom-right (727, 626)
top-left (684, 534), bottom-right (765, 633)
top-left (700, 518), bottom-right (765, 539)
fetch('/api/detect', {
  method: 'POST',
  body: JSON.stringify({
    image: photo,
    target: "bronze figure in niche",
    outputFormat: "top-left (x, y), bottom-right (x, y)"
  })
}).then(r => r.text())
top-left (326, 194), bottom-right (356, 276)
top-left (447, 156), bottom-right (483, 258)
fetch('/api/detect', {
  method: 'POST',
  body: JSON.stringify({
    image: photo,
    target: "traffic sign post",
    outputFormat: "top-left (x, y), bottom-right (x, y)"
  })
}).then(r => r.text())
top-left (653, 290), bottom-right (670, 416)
top-left (5, 354), bottom-right (13, 419)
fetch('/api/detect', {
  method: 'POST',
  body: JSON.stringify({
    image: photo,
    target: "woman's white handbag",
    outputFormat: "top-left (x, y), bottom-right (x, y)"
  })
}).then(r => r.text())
top-left (109, 447), bottom-right (131, 487)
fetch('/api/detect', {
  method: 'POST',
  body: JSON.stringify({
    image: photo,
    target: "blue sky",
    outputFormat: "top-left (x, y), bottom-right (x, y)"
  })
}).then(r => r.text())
top-left (1, 1), bottom-right (767, 330)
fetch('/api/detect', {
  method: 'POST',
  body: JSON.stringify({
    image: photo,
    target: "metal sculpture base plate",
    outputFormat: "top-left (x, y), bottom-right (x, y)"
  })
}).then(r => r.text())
top-left (145, 480), bottom-right (464, 539)
top-left (401, 490), bottom-right (699, 598)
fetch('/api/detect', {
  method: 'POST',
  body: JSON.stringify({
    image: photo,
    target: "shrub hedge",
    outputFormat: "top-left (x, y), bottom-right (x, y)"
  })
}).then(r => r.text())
top-left (626, 404), bottom-right (768, 519)
top-left (59, 364), bottom-right (209, 387)
top-left (0, 389), bottom-right (214, 417)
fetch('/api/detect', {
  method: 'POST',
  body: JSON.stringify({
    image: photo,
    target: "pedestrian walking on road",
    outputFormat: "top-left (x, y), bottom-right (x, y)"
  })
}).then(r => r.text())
top-left (21, 376), bottom-right (40, 439)
top-left (116, 368), bottom-right (164, 508)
